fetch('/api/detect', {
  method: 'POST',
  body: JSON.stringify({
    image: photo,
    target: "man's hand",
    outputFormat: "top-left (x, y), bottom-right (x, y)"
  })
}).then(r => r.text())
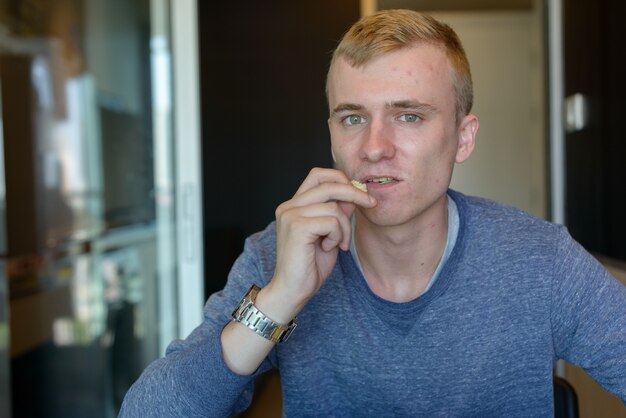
top-left (221, 168), bottom-right (376, 375)
top-left (262, 168), bottom-right (376, 321)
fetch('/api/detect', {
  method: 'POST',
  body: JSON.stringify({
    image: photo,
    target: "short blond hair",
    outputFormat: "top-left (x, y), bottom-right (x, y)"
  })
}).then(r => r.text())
top-left (327, 9), bottom-right (473, 123)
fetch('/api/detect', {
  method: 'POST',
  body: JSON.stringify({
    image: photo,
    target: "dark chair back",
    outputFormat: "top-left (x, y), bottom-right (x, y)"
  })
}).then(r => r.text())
top-left (554, 376), bottom-right (579, 418)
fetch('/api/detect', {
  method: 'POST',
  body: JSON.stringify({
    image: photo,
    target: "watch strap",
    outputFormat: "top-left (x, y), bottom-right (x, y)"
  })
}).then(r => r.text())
top-left (231, 284), bottom-right (297, 343)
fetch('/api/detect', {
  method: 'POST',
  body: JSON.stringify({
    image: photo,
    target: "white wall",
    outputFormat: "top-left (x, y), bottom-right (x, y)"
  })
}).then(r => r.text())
top-left (433, 9), bottom-right (547, 219)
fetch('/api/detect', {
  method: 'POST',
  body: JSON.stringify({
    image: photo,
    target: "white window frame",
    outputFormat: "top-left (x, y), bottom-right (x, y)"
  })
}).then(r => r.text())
top-left (171, 0), bottom-right (205, 339)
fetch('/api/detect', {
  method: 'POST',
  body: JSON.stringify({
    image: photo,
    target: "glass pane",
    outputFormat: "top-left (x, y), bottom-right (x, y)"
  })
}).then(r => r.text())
top-left (0, 0), bottom-right (177, 416)
top-left (0, 262), bottom-right (9, 418)
top-left (0, 59), bottom-right (11, 418)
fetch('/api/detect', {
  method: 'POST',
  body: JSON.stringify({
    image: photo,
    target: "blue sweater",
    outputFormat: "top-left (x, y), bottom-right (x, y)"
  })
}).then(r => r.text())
top-left (120, 191), bottom-right (626, 417)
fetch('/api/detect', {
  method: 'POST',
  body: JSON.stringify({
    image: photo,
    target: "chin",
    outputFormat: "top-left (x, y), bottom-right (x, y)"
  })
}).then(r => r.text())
top-left (358, 207), bottom-right (408, 228)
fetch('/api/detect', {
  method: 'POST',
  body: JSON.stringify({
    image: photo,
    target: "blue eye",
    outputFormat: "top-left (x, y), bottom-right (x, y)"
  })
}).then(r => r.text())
top-left (399, 114), bottom-right (420, 122)
top-left (344, 115), bottom-right (365, 126)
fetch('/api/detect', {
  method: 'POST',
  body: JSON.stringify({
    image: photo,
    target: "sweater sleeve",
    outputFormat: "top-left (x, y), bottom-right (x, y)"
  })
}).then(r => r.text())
top-left (551, 226), bottom-right (626, 402)
top-left (119, 234), bottom-right (277, 417)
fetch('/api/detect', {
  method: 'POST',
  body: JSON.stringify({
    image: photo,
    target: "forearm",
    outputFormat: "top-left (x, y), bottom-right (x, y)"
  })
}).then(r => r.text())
top-left (120, 329), bottom-right (257, 417)
top-left (220, 168), bottom-right (375, 375)
top-left (221, 282), bottom-right (302, 375)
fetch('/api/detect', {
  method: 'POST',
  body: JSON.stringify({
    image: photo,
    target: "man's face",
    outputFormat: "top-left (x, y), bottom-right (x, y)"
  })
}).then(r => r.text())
top-left (327, 43), bottom-right (477, 228)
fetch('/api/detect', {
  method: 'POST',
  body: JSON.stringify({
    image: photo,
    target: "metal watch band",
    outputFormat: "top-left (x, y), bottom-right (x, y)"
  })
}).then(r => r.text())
top-left (231, 284), bottom-right (297, 343)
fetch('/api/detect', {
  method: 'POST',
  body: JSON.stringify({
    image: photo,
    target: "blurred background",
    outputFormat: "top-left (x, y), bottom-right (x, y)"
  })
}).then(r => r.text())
top-left (0, 0), bottom-right (624, 417)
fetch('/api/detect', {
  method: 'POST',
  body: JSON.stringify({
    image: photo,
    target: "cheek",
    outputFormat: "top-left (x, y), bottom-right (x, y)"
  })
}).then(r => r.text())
top-left (408, 137), bottom-right (456, 183)
top-left (330, 140), bottom-right (351, 168)
top-left (430, 129), bottom-right (460, 167)
top-left (430, 150), bottom-right (457, 188)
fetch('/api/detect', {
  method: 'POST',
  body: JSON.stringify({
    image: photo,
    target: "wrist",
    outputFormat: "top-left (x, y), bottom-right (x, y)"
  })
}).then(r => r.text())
top-left (254, 280), bottom-right (306, 325)
top-left (232, 284), bottom-right (297, 343)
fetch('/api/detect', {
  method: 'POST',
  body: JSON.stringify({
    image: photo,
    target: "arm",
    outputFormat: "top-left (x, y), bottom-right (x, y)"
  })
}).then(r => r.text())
top-left (119, 237), bottom-right (276, 418)
top-left (119, 168), bottom-right (376, 416)
top-left (551, 227), bottom-right (626, 401)
top-left (221, 167), bottom-right (376, 375)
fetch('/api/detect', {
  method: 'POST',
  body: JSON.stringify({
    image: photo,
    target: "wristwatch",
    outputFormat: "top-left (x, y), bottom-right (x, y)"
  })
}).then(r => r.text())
top-left (231, 284), bottom-right (297, 343)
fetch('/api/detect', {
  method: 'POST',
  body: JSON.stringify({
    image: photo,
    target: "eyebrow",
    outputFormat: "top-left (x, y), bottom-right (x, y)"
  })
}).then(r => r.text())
top-left (331, 103), bottom-right (363, 115)
top-left (331, 100), bottom-right (437, 116)
top-left (386, 100), bottom-right (437, 113)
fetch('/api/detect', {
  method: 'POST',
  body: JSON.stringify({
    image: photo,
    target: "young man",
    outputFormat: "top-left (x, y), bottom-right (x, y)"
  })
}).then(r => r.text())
top-left (121, 10), bottom-right (626, 417)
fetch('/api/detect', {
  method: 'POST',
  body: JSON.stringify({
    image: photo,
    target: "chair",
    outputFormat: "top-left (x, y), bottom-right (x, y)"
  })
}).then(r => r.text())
top-left (554, 376), bottom-right (579, 418)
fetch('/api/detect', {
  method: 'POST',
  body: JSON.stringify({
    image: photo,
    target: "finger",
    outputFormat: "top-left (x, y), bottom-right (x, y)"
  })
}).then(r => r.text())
top-left (279, 213), bottom-right (346, 254)
top-left (317, 216), bottom-right (346, 252)
top-left (295, 168), bottom-right (349, 195)
top-left (280, 202), bottom-right (353, 250)
top-left (289, 181), bottom-right (376, 212)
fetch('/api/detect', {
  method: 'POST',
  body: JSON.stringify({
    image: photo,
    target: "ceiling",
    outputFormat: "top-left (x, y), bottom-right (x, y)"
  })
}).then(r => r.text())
top-left (378, 0), bottom-right (533, 12)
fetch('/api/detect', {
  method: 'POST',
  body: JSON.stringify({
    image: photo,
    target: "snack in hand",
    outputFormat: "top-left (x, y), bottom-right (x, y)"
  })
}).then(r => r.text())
top-left (351, 179), bottom-right (368, 193)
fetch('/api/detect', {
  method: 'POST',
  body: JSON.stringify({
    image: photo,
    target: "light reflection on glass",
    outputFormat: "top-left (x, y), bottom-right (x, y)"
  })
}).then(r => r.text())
top-left (1, 0), bottom-right (178, 416)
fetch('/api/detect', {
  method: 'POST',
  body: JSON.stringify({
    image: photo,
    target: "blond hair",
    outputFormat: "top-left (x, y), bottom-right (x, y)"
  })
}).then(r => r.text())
top-left (327, 9), bottom-right (473, 123)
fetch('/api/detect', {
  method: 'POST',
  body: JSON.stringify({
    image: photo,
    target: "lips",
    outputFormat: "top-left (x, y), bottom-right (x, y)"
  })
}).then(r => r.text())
top-left (362, 176), bottom-right (400, 185)
top-left (366, 177), bottom-right (397, 184)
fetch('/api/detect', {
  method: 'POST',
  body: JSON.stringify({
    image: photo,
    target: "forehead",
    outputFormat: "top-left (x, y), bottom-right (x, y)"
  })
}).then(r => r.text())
top-left (328, 44), bottom-right (455, 111)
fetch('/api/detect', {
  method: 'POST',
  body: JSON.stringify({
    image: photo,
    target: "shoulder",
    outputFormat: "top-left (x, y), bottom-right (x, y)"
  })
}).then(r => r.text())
top-left (448, 190), bottom-right (568, 271)
top-left (449, 189), bottom-right (561, 237)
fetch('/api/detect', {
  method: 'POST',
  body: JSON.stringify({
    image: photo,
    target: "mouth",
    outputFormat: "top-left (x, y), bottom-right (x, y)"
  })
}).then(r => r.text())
top-left (364, 176), bottom-right (399, 185)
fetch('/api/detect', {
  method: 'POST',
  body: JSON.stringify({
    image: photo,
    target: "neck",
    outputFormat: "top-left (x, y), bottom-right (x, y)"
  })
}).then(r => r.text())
top-left (355, 195), bottom-right (449, 302)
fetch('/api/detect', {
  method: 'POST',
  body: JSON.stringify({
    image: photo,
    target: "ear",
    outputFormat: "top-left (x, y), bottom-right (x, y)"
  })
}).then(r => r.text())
top-left (329, 118), bottom-right (337, 164)
top-left (455, 113), bottom-right (479, 164)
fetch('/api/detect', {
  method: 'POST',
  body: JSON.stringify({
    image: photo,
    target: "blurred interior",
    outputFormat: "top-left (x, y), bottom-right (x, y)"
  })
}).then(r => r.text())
top-left (0, 0), bottom-right (177, 416)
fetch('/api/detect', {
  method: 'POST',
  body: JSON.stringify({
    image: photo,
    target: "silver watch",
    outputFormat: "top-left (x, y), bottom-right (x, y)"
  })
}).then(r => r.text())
top-left (231, 284), bottom-right (297, 343)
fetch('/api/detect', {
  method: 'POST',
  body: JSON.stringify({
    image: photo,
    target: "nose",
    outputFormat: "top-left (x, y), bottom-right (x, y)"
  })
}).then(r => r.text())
top-left (359, 119), bottom-right (396, 162)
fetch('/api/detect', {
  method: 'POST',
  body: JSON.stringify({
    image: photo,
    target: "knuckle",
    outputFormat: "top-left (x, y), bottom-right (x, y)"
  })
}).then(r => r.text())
top-left (275, 200), bottom-right (294, 219)
top-left (275, 202), bottom-right (286, 218)
top-left (279, 208), bottom-right (295, 224)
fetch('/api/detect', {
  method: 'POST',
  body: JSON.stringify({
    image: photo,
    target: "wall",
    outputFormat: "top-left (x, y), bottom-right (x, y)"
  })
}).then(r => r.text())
top-left (564, 0), bottom-right (626, 262)
top-left (562, 0), bottom-right (626, 413)
top-left (432, 10), bottom-right (547, 218)
top-left (198, 0), bottom-right (361, 298)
